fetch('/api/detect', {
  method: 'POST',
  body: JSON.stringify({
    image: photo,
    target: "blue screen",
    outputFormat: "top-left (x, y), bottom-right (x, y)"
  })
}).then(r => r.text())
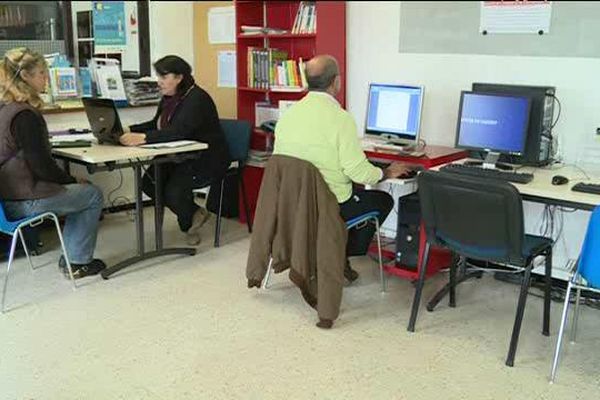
top-left (456, 92), bottom-right (530, 154)
top-left (366, 84), bottom-right (423, 138)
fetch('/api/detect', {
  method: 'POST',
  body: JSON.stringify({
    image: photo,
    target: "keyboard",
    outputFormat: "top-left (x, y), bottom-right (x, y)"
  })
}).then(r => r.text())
top-left (440, 164), bottom-right (534, 184)
top-left (571, 182), bottom-right (600, 195)
top-left (370, 160), bottom-right (391, 169)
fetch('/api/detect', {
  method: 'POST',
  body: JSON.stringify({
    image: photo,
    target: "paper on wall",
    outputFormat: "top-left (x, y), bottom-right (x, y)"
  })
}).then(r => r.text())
top-left (218, 50), bottom-right (237, 88)
top-left (480, 1), bottom-right (553, 34)
top-left (208, 6), bottom-right (235, 44)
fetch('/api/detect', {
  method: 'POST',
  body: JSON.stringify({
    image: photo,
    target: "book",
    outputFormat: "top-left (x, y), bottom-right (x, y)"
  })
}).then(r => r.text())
top-left (49, 67), bottom-right (78, 98)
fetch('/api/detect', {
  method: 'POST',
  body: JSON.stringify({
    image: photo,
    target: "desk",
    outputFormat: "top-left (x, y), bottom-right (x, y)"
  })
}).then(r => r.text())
top-left (432, 162), bottom-right (600, 210)
top-left (363, 143), bottom-right (468, 281)
top-left (52, 142), bottom-right (208, 279)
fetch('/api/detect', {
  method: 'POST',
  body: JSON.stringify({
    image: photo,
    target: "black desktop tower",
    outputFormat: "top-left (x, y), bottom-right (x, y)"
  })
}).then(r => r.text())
top-left (472, 83), bottom-right (556, 166)
top-left (395, 193), bottom-right (421, 270)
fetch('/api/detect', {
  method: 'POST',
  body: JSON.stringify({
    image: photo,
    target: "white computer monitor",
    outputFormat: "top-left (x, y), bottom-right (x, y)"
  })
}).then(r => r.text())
top-left (364, 83), bottom-right (424, 146)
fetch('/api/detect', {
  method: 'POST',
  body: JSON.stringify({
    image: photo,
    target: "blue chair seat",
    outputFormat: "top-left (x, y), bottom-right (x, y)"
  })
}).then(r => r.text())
top-left (345, 211), bottom-right (380, 229)
top-left (522, 235), bottom-right (553, 259)
top-left (0, 213), bottom-right (44, 235)
top-left (437, 233), bottom-right (552, 265)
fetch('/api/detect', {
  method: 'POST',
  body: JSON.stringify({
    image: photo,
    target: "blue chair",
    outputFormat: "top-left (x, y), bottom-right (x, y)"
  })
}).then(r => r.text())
top-left (262, 211), bottom-right (386, 292)
top-left (0, 202), bottom-right (75, 313)
top-left (550, 205), bottom-right (600, 383)
top-left (194, 119), bottom-right (253, 247)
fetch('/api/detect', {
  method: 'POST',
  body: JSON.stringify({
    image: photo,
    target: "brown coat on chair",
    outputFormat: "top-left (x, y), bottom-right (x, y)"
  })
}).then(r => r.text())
top-left (246, 155), bottom-right (347, 326)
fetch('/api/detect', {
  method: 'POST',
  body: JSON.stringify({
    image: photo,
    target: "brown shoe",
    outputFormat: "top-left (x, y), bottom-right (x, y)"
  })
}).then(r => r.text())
top-left (186, 231), bottom-right (202, 246)
top-left (188, 208), bottom-right (210, 235)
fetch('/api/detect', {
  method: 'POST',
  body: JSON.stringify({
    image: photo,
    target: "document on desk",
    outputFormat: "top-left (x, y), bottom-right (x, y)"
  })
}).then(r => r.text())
top-left (49, 133), bottom-right (96, 143)
top-left (140, 140), bottom-right (200, 149)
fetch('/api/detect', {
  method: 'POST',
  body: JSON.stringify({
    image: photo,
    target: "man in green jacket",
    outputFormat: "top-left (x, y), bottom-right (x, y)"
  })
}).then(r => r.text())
top-left (274, 55), bottom-right (415, 281)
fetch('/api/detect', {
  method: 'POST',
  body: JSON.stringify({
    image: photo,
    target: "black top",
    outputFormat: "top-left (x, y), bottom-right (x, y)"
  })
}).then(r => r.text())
top-left (130, 85), bottom-right (230, 180)
top-left (11, 110), bottom-right (76, 185)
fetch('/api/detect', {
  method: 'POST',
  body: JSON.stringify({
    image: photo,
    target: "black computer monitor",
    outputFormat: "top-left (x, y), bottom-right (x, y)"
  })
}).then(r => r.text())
top-left (455, 91), bottom-right (531, 168)
top-left (365, 83), bottom-right (424, 146)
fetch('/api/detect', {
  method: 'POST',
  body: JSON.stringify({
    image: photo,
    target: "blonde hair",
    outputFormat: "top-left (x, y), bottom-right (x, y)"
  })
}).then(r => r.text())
top-left (0, 47), bottom-right (47, 109)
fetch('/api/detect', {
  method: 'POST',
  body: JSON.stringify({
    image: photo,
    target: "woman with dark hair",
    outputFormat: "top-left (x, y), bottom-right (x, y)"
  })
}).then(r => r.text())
top-left (120, 55), bottom-right (229, 245)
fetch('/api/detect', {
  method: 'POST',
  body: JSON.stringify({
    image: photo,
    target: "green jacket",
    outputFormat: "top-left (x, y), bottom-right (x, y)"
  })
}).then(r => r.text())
top-left (273, 91), bottom-right (383, 203)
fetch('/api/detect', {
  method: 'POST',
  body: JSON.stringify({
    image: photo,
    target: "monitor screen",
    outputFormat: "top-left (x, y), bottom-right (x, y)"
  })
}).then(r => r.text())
top-left (365, 83), bottom-right (423, 142)
top-left (455, 91), bottom-right (531, 155)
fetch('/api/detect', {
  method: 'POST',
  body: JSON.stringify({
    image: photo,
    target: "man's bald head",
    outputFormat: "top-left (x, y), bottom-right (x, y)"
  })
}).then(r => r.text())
top-left (305, 55), bottom-right (339, 93)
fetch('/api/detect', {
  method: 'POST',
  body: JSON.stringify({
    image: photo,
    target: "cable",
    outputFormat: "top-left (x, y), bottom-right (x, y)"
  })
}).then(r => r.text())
top-left (107, 168), bottom-right (125, 205)
top-left (550, 94), bottom-right (562, 131)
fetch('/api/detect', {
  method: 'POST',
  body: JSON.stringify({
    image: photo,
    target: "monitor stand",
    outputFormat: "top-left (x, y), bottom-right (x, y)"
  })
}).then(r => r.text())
top-left (464, 152), bottom-right (513, 171)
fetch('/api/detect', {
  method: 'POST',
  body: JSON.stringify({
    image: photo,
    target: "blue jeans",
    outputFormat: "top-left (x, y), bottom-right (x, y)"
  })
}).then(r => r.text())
top-left (3, 184), bottom-right (104, 264)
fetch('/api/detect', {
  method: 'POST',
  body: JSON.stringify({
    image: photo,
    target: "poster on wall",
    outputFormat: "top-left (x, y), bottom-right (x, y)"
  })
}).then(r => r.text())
top-left (480, 1), bottom-right (553, 34)
top-left (93, 1), bottom-right (127, 49)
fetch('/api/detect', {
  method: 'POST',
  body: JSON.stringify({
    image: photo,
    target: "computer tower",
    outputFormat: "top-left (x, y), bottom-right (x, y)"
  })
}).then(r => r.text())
top-left (472, 83), bottom-right (556, 166)
top-left (395, 193), bottom-right (421, 270)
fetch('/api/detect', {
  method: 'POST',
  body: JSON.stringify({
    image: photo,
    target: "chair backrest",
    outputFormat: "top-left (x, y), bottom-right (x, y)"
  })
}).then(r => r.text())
top-left (577, 205), bottom-right (600, 288)
top-left (220, 119), bottom-right (252, 165)
top-left (0, 201), bottom-right (15, 234)
top-left (417, 170), bottom-right (525, 264)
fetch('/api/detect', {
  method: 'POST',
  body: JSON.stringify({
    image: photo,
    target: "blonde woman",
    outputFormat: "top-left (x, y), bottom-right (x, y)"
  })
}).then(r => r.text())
top-left (0, 48), bottom-right (106, 278)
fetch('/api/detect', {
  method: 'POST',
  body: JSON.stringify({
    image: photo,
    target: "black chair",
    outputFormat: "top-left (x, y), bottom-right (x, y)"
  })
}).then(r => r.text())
top-left (407, 170), bottom-right (553, 367)
top-left (195, 119), bottom-right (253, 247)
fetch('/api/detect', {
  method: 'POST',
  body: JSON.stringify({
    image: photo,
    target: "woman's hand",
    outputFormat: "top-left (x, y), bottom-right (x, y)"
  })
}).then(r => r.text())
top-left (120, 133), bottom-right (147, 146)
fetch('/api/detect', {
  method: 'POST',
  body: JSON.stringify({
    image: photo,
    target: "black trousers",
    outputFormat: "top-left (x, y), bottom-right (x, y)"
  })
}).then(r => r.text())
top-left (339, 190), bottom-right (394, 257)
top-left (142, 161), bottom-right (212, 232)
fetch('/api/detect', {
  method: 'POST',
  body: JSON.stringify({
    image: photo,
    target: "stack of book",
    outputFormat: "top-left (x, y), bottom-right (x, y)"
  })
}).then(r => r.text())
top-left (247, 48), bottom-right (308, 91)
top-left (240, 25), bottom-right (288, 36)
top-left (123, 77), bottom-right (161, 106)
top-left (291, 2), bottom-right (316, 34)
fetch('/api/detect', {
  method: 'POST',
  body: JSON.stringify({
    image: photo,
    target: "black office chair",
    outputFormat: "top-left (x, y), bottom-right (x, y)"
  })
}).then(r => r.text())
top-left (195, 119), bottom-right (253, 247)
top-left (407, 170), bottom-right (553, 367)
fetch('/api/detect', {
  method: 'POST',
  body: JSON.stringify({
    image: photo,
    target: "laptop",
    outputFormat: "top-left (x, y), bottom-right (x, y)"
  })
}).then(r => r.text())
top-left (82, 98), bottom-right (125, 145)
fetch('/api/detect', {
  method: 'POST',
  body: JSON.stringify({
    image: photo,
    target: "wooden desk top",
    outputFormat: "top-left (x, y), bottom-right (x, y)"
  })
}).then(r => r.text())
top-left (52, 142), bottom-right (208, 164)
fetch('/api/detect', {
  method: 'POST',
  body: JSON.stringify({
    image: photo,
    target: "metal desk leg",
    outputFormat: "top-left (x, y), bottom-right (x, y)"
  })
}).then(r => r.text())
top-left (154, 163), bottom-right (164, 250)
top-left (134, 164), bottom-right (145, 255)
top-left (101, 161), bottom-right (196, 280)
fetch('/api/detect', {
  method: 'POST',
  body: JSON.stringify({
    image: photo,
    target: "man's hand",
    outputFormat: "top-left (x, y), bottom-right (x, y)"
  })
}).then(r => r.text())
top-left (76, 177), bottom-right (90, 185)
top-left (120, 133), bottom-right (147, 146)
top-left (383, 162), bottom-right (413, 179)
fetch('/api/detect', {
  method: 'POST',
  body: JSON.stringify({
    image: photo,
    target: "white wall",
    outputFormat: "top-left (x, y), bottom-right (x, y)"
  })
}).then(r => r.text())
top-left (347, 2), bottom-right (600, 276)
top-left (149, 1), bottom-right (195, 69)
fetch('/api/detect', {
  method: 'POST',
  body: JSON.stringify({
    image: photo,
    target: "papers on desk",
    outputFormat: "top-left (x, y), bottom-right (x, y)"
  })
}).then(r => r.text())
top-left (140, 140), bottom-right (199, 149)
top-left (49, 133), bottom-right (96, 143)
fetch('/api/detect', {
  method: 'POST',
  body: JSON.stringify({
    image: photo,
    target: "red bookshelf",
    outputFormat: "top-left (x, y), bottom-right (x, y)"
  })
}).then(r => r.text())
top-left (235, 1), bottom-right (346, 224)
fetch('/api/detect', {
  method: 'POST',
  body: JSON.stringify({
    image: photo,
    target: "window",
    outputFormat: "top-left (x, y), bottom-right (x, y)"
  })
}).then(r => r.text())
top-left (0, 1), bottom-right (150, 76)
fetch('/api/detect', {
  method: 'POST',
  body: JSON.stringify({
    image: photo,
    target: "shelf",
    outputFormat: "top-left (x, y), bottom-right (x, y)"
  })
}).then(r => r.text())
top-left (238, 87), bottom-right (268, 93)
top-left (238, 86), bottom-right (308, 94)
top-left (237, 33), bottom-right (316, 39)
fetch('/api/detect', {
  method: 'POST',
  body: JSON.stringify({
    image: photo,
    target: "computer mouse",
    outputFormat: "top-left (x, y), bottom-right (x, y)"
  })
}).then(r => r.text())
top-left (551, 175), bottom-right (569, 186)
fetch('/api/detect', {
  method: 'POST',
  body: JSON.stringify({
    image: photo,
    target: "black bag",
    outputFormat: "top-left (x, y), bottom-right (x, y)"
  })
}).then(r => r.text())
top-left (206, 174), bottom-right (240, 218)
